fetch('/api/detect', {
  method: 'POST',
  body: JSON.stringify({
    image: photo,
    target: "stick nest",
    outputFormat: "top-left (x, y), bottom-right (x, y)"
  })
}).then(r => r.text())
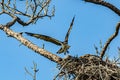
top-left (55, 54), bottom-right (120, 80)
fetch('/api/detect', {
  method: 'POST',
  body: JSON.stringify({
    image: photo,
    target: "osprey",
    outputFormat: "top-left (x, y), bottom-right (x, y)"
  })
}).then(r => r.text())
top-left (25, 16), bottom-right (75, 54)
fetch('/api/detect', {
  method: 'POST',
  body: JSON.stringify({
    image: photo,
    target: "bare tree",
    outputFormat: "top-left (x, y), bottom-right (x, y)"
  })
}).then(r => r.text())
top-left (0, 0), bottom-right (120, 80)
top-left (0, 0), bottom-right (62, 63)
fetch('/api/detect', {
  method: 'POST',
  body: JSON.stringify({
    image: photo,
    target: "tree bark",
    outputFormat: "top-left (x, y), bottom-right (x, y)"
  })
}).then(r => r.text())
top-left (0, 25), bottom-right (62, 63)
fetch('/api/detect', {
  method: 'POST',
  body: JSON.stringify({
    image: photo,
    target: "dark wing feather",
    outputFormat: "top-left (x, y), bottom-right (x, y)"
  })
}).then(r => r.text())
top-left (64, 16), bottom-right (75, 43)
top-left (25, 32), bottom-right (61, 45)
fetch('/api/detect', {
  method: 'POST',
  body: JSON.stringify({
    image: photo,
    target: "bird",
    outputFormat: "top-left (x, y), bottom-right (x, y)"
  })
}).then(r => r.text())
top-left (25, 16), bottom-right (75, 54)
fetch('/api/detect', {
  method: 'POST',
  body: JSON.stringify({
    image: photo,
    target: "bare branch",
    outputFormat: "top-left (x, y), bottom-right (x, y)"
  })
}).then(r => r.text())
top-left (5, 16), bottom-right (17, 28)
top-left (94, 44), bottom-right (100, 55)
top-left (25, 67), bottom-right (33, 77)
top-left (16, 14), bottom-right (52, 26)
top-left (0, 0), bottom-right (54, 26)
top-left (32, 62), bottom-right (39, 80)
top-left (100, 22), bottom-right (120, 59)
top-left (25, 62), bottom-right (39, 80)
top-left (1, 0), bottom-right (4, 10)
top-left (0, 25), bottom-right (62, 63)
top-left (84, 0), bottom-right (120, 16)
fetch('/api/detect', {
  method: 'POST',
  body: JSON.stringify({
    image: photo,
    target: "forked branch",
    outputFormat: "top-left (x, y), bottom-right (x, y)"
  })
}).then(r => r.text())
top-left (0, 0), bottom-right (55, 27)
top-left (25, 62), bottom-right (39, 80)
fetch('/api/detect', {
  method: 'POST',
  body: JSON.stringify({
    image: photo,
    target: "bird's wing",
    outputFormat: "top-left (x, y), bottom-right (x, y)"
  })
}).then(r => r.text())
top-left (64, 16), bottom-right (75, 43)
top-left (25, 32), bottom-right (62, 45)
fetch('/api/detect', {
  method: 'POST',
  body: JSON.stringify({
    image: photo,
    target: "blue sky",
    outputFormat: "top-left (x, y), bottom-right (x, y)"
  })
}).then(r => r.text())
top-left (0, 0), bottom-right (120, 80)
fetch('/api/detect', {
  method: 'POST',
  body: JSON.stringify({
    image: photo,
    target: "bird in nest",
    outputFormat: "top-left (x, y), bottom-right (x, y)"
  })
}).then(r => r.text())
top-left (25, 16), bottom-right (75, 55)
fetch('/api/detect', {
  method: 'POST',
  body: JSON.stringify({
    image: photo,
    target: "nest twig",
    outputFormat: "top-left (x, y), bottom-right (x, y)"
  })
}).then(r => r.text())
top-left (55, 54), bottom-right (120, 80)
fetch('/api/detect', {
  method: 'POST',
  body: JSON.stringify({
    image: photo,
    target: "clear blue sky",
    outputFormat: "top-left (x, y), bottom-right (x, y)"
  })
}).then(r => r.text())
top-left (0, 0), bottom-right (120, 80)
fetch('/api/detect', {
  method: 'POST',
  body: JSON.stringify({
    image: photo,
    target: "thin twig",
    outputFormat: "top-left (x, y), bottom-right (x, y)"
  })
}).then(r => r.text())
top-left (25, 67), bottom-right (33, 77)
top-left (25, 62), bottom-right (39, 80)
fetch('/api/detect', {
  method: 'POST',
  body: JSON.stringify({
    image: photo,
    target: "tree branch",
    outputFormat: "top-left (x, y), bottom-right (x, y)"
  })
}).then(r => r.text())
top-left (25, 62), bottom-right (39, 80)
top-left (84, 0), bottom-right (120, 59)
top-left (84, 0), bottom-right (120, 16)
top-left (0, 25), bottom-right (62, 63)
top-left (0, 0), bottom-right (54, 26)
top-left (5, 17), bottom-right (17, 28)
top-left (100, 22), bottom-right (120, 59)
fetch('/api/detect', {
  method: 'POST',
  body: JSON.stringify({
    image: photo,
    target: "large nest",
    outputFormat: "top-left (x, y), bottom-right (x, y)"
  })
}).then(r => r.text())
top-left (54, 54), bottom-right (120, 80)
